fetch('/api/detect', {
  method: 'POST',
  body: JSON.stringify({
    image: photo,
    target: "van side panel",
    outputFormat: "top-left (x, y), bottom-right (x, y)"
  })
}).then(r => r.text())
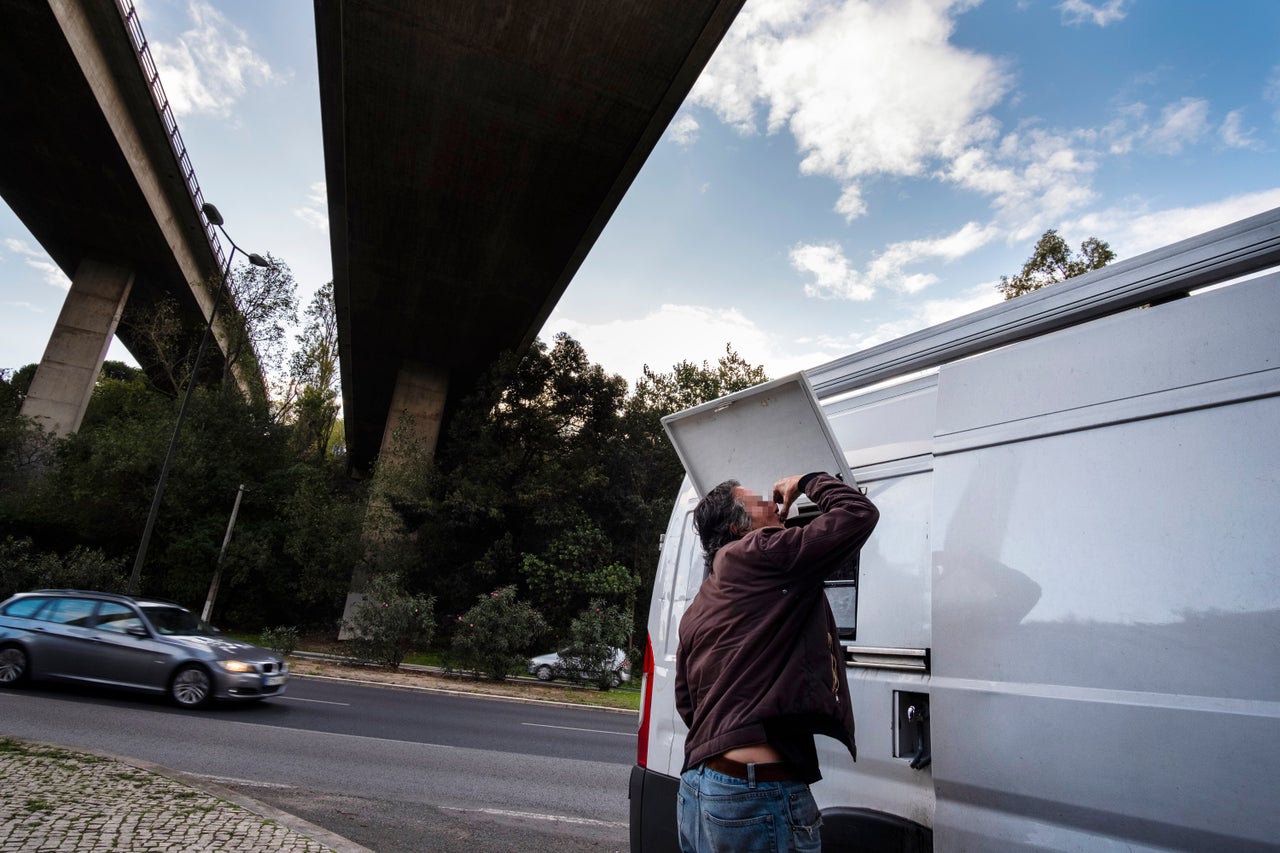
top-left (816, 379), bottom-right (940, 834)
top-left (929, 276), bottom-right (1280, 851)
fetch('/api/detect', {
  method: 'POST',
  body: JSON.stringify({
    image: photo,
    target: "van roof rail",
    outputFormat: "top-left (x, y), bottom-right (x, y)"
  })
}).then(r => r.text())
top-left (805, 206), bottom-right (1280, 401)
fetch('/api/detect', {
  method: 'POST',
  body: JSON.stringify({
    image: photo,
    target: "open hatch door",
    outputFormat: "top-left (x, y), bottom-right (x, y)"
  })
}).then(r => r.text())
top-left (661, 373), bottom-right (853, 508)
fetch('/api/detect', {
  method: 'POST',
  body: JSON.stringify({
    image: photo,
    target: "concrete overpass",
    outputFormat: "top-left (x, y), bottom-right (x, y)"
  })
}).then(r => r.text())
top-left (0, 0), bottom-right (247, 434)
top-left (1, 0), bottom-right (746, 461)
top-left (315, 0), bottom-right (746, 473)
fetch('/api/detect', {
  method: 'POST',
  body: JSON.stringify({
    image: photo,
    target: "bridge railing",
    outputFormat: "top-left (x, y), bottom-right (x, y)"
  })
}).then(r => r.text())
top-left (113, 0), bottom-right (228, 275)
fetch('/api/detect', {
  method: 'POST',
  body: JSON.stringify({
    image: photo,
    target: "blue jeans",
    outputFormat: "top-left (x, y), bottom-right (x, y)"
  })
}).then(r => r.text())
top-left (677, 764), bottom-right (822, 853)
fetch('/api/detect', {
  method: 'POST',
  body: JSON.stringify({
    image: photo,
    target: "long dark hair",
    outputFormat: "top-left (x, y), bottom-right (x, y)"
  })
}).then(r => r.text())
top-left (692, 479), bottom-right (751, 571)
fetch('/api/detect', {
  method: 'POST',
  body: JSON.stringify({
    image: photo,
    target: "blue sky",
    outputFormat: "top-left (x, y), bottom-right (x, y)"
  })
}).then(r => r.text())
top-left (3, 0), bottom-right (1278, 387)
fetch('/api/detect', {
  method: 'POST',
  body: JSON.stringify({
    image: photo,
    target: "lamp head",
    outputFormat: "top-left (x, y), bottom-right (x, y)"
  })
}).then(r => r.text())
top-left (248, 253), bottom-right (270, 268)
top-left (201, 202), bottom-right (225, 227)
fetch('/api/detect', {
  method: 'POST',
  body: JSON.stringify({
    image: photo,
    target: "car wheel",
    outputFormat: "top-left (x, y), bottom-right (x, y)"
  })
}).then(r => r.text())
top-left (170, 664), bottom-right (213, 708)
top-left (535, 664), bottom-right (553, 681)
top-left (0, 645), bottom-right (28, 686)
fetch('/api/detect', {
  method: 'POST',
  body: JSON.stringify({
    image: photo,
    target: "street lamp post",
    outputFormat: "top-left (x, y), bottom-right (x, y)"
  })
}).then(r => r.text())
top-left (126, 203), bottom-right (268, 595)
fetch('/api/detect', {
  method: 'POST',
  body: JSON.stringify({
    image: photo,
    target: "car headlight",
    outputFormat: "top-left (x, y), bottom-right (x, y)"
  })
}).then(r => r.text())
top-left (216, 660), bottom-right (256, 673)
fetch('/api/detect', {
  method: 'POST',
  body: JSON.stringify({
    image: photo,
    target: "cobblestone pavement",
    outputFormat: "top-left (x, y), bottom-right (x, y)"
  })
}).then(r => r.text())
top-left (0, 738), bottom-right (370, 852)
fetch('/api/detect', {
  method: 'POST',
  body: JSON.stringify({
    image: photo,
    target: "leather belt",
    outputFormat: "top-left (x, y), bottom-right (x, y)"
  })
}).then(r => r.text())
top-left (704, 755), bottom-right (804, 783)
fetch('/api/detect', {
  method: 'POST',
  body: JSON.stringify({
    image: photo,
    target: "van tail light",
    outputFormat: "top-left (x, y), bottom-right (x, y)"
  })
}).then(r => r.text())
top-left (636, 635), bottom-right (655, 767)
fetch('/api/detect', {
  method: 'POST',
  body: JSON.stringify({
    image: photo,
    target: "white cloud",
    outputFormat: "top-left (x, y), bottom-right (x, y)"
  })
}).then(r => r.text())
top-left (3, 238), bottom-right (69, 291)
top-left (690, 0), bottom-right (1244, 273)
top-left (1063, 187), bottom-right (1280, 258)
top-left (806, 281), bottom-right (1003, 355)
top-left (1264, 65), bottom-right (1280, 122)
top-left (547, 303), bottom-right (831, 386)
top-left (869, 221), bottom-right (999, 284)
top-left (1058, 0), bottom-right (1129, 27)
top-left (792, 221), bottom-right (999, 301)
top-left (691, 0), bottom-right (1009, 221)
top-left (147, 0), bottom-right (278, 117)
top-left (668, 113), bottom-right (701, 147)
top-left (1218, 110), bottom-right (1262, 150)
top-left (791, 242), bottom-right (874, 301)
top-left (691, 0), bottom-right (1266, 282)
top-left (946, 128), bottom-right (1100, 239)
top-left (688, 0), bottom-right (1129, 238)
top-left (2, 301), bottom-right (41, 313)
top-left (1147, 97), bottom-right (1210, 154)
top-left (293, 182), bottom-right (329, 232)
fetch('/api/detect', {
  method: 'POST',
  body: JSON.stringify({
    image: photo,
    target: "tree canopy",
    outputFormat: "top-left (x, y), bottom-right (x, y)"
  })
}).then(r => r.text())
top-left (998, 230), bottom-right (1116, 299)
top-left (1, 280), bottom-right (768, 653)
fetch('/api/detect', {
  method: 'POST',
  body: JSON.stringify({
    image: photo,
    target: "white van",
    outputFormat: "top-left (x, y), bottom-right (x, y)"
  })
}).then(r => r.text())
top-left (628, 208), bottom-right (1280, 852)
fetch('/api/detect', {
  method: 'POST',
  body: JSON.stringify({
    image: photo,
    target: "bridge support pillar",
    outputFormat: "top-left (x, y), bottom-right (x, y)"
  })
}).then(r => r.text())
top-left (21, 257), bottom-right (135, 435)
top-left (339, 361), bottom-right (450, 638)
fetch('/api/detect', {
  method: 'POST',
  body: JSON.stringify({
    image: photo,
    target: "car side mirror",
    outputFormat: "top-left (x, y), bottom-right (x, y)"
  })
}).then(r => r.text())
top-left (126, 625), bottom-right (149, 638)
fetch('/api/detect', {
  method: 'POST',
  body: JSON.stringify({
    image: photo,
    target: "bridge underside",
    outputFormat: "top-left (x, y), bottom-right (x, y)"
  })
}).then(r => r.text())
top-left (0, 0), bottom-right (224, 393)
top-left (316, 0), bottom-right (744, 473)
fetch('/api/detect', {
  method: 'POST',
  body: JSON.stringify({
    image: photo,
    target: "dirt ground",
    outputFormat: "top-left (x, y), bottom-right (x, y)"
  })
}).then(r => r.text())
top-left (286, 655), bottom-right (639, 712)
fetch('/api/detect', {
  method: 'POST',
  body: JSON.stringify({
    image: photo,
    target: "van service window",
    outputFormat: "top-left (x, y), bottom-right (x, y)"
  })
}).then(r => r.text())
top-left (825, 554), bottom-right (859, 640)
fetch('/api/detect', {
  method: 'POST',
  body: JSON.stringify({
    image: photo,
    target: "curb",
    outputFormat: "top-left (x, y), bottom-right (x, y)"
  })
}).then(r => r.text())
top-left (117, 755), bottom-right (375, 853)
top-left (288, 651), bottom-right (640, 715)
top-left (291, 671), bottom-right (638, 715)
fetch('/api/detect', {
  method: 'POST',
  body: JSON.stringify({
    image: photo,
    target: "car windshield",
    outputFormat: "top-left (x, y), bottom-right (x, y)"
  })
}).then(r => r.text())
top-left (140, 605), bottom-right (206, 636)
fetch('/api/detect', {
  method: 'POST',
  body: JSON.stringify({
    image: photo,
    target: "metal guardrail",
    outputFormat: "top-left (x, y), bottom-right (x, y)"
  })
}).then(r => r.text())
top-left (113, 0), bottom-right (227, 275)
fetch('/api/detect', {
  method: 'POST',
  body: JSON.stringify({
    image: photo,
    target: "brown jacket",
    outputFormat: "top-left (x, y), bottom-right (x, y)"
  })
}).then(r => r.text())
top-left (675, 473), bottom-right (879, 776)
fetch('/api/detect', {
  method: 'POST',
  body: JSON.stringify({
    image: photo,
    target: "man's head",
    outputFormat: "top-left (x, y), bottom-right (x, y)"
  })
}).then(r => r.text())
top-left (692, 479), bottom-right (781, 569)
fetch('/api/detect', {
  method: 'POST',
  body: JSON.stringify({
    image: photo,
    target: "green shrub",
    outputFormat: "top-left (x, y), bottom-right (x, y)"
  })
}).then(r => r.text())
top-left (448, 585), bottom-right (547, 680)
top-left (342, 573), bottom-right (434, 670)
top-left (561, 599), bottom-right (631, 690)
top-left (0, 536), bottom-right (126, 600)
top-left (261, 626), bottom-right (301, 656)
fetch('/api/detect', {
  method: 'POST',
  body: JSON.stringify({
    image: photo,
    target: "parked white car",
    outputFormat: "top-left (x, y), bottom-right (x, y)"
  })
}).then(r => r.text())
top-left (527, 646), bottom-right (630, 686)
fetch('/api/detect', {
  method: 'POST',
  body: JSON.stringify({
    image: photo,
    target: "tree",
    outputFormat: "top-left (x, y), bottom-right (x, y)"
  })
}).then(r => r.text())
top-left (628, 344), bottom-right (769, 417)
top-left (0, 286), bottom-right (362, 635)
top-left (217, 253), bottom-right (298, 389)
top-left (520, 516), bottom-right (639, 629)
top-left (117, 295), bottom-right (196, 395)
top-left (0, 536), bottom-right (126, 600)
top-left (998, 230), bottom-right (1116, 299)
top-left (419, 333), bottom-right (630, 630)
top-left (285, 282), bottom-right (341, 463)
top-left (0, 366), bottom-right (55, 492)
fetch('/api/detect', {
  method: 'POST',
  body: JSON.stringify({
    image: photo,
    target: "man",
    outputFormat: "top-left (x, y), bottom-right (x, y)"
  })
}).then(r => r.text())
top-left (675, 472), bottom-right (879, 853)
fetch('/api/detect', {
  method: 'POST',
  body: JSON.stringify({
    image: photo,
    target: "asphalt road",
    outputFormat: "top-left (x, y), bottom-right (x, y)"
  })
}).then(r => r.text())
top-left (0, 675), bottom-right (638, 852)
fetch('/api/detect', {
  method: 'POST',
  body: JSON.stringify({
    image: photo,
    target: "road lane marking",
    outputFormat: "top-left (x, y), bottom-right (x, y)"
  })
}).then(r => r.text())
top-left (278, 696), bottom-right (351, 706)
top-left (442, 806), bottom-right (627, 829)
top-left (521, 722), bottom-right (633, 737)
top-left (201, 775), bottom-right (294, 789)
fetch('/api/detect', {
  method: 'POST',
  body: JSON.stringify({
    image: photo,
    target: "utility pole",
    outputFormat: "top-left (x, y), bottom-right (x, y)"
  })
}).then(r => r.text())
top-left (201, 483), bottom-right (246, 624)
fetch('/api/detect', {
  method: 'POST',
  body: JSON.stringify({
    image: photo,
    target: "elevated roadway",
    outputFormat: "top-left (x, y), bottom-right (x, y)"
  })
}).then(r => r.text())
top-left (0, 0), bottom-right (242, 432)
top-left (315, 0), bottom-right (745, 472)
top-left (1, 0), bottom-right (745, 464)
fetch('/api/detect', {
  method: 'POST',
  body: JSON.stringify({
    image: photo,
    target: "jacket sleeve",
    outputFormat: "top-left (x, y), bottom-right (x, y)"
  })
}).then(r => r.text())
top-left (763, 472), bottom-right (878, 584)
